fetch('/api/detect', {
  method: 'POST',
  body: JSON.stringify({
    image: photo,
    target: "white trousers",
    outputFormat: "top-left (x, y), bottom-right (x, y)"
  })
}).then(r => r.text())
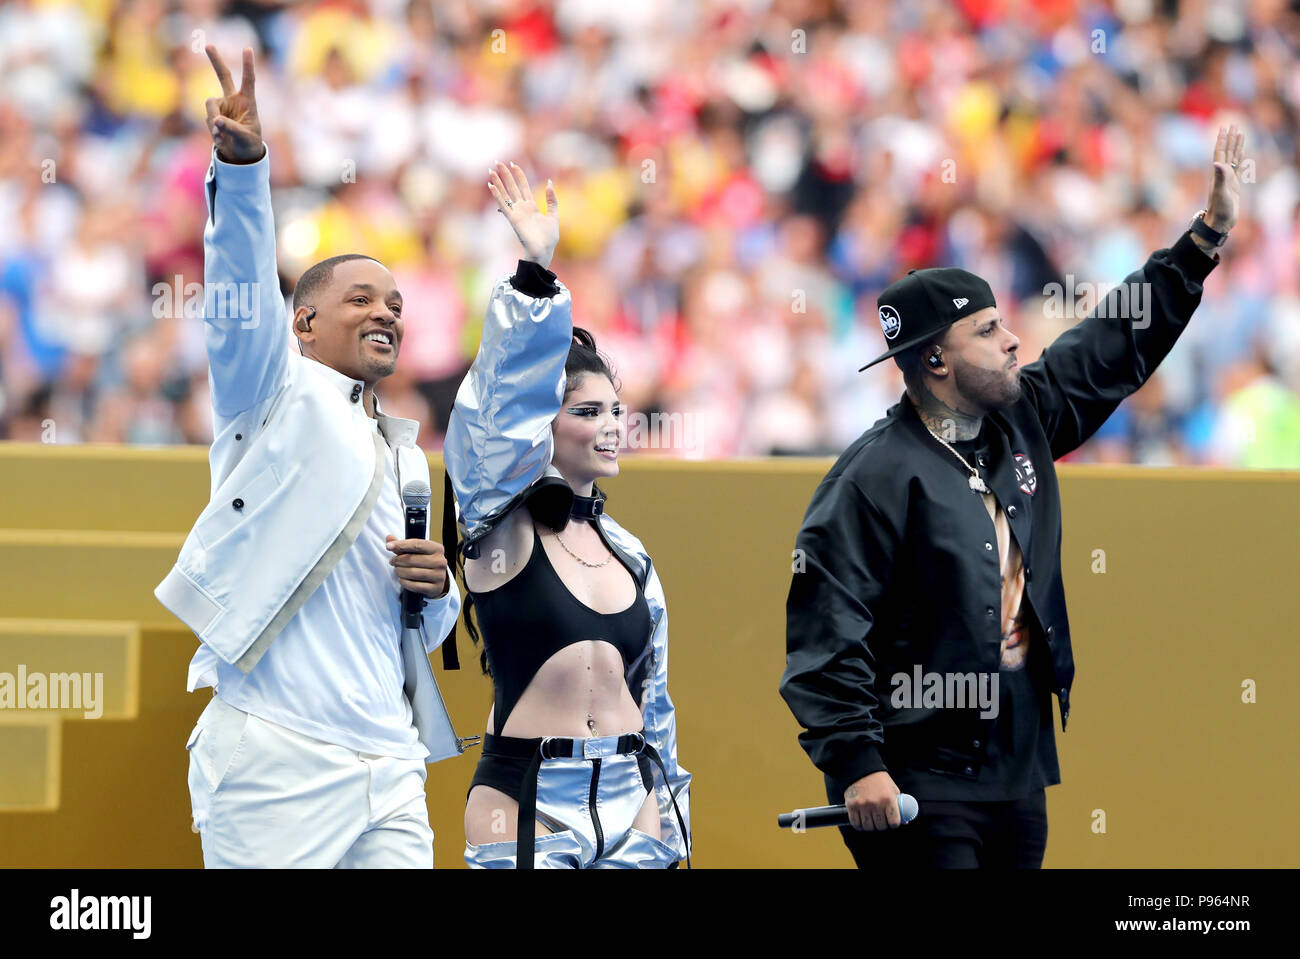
top-left (186, 695), bottom-right (433, 868)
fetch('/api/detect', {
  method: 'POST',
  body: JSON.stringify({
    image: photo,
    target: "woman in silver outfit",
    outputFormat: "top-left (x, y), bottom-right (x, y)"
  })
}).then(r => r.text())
top-left (442, 161), bottom-right (690, 869)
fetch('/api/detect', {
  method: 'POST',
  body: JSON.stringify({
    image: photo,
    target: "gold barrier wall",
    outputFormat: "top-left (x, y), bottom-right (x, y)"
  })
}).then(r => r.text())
top-left (0, 441), bottom-right (1295, 867)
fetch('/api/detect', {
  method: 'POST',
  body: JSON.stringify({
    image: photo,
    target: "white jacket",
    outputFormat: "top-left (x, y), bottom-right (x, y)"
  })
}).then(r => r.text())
top-left (154, 147), bottom-right (466, 760)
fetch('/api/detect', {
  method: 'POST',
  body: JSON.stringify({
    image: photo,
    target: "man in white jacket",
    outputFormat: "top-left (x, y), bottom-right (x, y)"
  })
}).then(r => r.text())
top-left (155, 46), bottom-right (463, 868)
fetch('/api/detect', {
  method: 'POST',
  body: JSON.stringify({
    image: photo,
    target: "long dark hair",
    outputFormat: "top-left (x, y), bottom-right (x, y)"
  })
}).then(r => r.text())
top-left (459, 327), bottom-right (619, 675)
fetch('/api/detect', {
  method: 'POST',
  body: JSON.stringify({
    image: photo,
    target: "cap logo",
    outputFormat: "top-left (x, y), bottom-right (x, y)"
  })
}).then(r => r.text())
top-left (879, 304), bottom-right (902, 340)
top-left (953, 297), bottom-right (969, 309)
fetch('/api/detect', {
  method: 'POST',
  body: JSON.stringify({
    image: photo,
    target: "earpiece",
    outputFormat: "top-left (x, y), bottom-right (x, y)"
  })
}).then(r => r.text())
top-left (927, 351), bottom-right (943, 369)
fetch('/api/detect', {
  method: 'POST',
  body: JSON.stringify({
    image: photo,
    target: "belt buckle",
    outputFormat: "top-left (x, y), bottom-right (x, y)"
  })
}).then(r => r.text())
top-left (539, 736), bottom-right (561, 760)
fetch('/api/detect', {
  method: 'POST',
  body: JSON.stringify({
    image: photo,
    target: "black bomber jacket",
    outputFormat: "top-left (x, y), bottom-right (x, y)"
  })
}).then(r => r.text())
top-left (780, 231), bottom-right (1219, 790)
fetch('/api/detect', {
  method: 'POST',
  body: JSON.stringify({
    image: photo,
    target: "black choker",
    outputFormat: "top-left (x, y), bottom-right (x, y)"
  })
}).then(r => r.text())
top-left (571, 490), bottom-right (605, 520)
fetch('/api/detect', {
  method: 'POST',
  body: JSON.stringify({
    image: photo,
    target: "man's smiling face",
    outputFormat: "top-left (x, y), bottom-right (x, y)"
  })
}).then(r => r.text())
top-left (298, 257), bottom-right (404, 385)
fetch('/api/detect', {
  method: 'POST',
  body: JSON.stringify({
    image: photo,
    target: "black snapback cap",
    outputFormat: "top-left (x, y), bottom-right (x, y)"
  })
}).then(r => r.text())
top-left (859, 267), bottom-right (997, 371)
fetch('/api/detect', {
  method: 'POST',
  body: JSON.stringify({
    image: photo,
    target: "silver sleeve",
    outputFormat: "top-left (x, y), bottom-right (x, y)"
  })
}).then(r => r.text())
top-left (443, 274), bottom-right (573, 540)
top-left (641, 564), bottom-right (692, 859)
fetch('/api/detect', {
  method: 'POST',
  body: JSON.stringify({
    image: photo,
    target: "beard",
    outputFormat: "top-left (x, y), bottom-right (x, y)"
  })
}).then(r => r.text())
top-left (362, 352), bottom-right (398, 379)
top-left (953, 357), bottom-right (1021, 412)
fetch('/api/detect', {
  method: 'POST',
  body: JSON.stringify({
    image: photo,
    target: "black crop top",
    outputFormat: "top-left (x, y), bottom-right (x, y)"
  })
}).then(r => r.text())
top-left (469, 523), bottom-right (653, 735)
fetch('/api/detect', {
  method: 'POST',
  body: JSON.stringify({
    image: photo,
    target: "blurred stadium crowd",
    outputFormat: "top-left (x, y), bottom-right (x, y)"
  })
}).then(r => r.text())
top-left (1, 0), bottom-right (1298, 465)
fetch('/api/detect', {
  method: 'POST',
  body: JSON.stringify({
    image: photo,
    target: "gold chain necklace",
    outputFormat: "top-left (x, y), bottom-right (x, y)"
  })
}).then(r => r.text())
top-left (551, 526), bottom-right (613, 568)
top-left (923, 424), bottom-right (990, 493)
top-left (540, 521), bottom-right (610, 733)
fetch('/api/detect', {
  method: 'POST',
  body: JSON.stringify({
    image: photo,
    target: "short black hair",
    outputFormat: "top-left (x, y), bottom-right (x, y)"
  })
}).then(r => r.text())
top-left (564, 327), bottom-right (620, 396)
top-left (292, 254), bottom-right (381, 312)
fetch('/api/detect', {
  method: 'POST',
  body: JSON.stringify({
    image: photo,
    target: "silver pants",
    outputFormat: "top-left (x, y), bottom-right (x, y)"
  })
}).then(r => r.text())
top-left (465, 732), bottom-right (681, 869)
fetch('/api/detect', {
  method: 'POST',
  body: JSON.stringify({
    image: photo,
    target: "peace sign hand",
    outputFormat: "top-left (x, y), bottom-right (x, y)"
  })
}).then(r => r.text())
top-left (204, 45), bottom-right (265, 165)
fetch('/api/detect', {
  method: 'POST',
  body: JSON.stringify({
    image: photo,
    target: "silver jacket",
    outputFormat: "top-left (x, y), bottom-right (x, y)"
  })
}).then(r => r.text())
top-left (444, 271), bottom-right (692, 860)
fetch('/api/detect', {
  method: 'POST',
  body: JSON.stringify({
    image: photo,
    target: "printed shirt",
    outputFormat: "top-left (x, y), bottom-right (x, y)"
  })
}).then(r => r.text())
top-left (951, 426), bottom-right (1059, 800)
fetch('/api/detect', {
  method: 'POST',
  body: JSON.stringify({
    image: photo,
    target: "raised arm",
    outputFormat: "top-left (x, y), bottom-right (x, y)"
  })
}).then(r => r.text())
top-left (199, 45), bottom-right (289, 419)
top-left (444, 162), bottom-right (570, 541)
top-left (1017, 125), bottom-right (1244, 459)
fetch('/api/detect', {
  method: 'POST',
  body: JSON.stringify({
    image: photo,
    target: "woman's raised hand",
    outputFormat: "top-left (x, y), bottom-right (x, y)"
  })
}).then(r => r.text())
top-left (204, 45), bottom-right (265, 164)
top-left (489, 161), bottom-right (559, 270)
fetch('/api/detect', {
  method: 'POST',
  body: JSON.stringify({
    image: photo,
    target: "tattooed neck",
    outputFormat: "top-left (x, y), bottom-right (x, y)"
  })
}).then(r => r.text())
top-left (909, 384), bottom-right (983, 441)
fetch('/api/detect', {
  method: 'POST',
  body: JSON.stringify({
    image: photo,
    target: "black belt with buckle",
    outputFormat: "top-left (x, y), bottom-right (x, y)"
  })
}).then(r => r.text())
top-left (486, 731), bottom-right (691, 870)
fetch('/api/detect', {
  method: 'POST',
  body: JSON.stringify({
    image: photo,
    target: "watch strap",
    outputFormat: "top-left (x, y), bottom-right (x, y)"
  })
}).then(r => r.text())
top-left (1190, 209), bottom-right (1227, 247)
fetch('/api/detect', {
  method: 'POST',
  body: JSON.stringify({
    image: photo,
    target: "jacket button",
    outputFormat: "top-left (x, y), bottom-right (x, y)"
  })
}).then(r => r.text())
top-left (232, 498), bottom-right (244, 510)
top-left (964, 766), bottom-right (975, 776)
top-left (986, 607), bottom-right (996, 617)
top-left (350, 384), bottom-right (362, 402)
top-left (1007, 505), bottom-right (1016, 517)
top-left (235, 433), bottom-right (242, 441)
top-left (985, 542), bottom-right (993, 551)
top-left (972, 739), bottom-right (981, 749)
top-left (1047, 625), bottom-right (1055, 639)
top-left (1024, 567), bottom-right (1032, 582)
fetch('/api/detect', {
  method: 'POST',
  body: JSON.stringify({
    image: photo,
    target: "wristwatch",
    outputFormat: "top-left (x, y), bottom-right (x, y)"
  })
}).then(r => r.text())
top-left (1189, 209), bottom-right (1228, 248)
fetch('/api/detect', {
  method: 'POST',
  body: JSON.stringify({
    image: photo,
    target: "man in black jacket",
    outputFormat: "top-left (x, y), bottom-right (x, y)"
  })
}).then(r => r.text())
top-left (780, 126), bottom-right (1245, 868)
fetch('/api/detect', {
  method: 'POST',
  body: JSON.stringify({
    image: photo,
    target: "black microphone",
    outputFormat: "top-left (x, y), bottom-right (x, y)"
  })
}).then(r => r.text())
top-left (401, 480), bottom-right (431, 629)
top-left (777, 794), bottom-right (918, 830)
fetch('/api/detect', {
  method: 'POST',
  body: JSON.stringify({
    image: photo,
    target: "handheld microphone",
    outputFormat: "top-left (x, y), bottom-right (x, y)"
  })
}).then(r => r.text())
top-left (401, 480), bottom-right (431, 629)
top-left (777, 794), bottom-right (918, 830)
